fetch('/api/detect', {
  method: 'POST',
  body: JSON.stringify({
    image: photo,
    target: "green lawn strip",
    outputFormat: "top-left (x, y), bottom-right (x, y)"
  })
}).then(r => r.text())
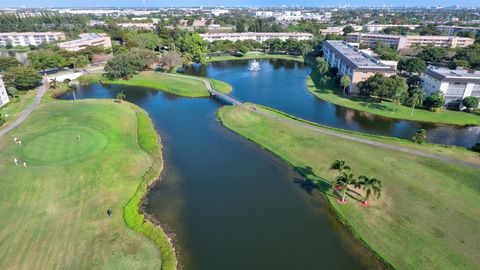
top-left (246, 102), bottom-right (480, 166)
top-left (0, 100), bottom-right (172, 269)
top-left (306, 76), bottom-right (480, 126)
top-left (0, 89), bottom-right (37, 126)
top-left (218, 105), bottom-right (480, 270)
top-left (124, 109), bottom-right (177, 270)
top-left (78, 71), bottom-right (232, 97)
top-left (206, 54), bottom-right (305, 63)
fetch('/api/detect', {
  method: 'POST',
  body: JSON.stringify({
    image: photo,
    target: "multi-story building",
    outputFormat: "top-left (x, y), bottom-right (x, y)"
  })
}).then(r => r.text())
top-left (421, 67), bottom-right (480, 109)
top-left (0, 32), bottom-right (65, 47)
top-left (435, 25), bottom-right (480, 36)
top-left (57, 33), bottom-right (112, 52)
top-left (199, 32), bottom-right (313, 43)
top-left (0, 75), bottom-right (10, 107)
top-left (346, 33), bottom-right (474, 50)
top-left (363, 24), bottom-right (420, 33)
top-left (322, 40), bottom-right (396, 94)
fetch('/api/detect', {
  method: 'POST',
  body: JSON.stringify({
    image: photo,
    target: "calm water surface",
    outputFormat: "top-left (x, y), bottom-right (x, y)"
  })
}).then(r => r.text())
top-left (60, 84), bottom-right (383, 269)
top-left (184, 59), bottom-right (479, 148)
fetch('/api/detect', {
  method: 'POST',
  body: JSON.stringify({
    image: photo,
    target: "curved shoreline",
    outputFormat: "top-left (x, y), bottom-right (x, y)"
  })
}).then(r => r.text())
top-left (206, 54), bottom-right (305, 63)
top-left (123, 107), bottom-right (177, 270)
top-left (304, 76), bottom-right (480, 127)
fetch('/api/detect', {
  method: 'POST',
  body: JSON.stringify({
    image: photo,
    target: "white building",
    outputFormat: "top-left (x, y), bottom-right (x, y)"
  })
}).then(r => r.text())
top-left (0, 75), bottom-right (10, 107)
top-left (363, 24), bottom-right (420, 33)
top-left (57, 33), bottom-right (112, 52)
top-left (0, 32), bottom-right (66, 47)
top-left (199, 32), bottom-right (313, 43)
top-left (421, 67), bottom-right (480, 109)
top-left (435, 25), bottom-right (480, 35)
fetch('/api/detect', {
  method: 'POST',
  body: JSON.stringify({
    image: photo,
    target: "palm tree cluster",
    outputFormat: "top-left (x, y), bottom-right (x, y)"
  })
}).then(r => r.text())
top-left (330, 159), bottom-right (382, 206)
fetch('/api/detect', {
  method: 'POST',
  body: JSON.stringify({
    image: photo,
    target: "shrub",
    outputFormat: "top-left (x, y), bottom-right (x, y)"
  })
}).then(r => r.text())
top-left (423, 92), bottom-right (445, 112)
top-left (412, 129), bottom-right (427, 144)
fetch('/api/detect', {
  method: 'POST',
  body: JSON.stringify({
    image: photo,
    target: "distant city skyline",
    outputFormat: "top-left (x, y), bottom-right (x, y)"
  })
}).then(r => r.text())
top-left (1, 0), bottom-right (479, 8)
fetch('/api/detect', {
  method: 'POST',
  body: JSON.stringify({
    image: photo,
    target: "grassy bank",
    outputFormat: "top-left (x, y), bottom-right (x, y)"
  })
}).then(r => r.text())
top-left (0, 99), bottom-right (174, 269)
top-left (0, 89), bottom-right (37, 126)
top-left (218, 105), bottom-right (480, 270)
top-left (79, 71), bottom-right (232, 98)
top-left (206, 53), bottom-right (305, 63)
top-left (306, 72), bottom-right (480, 126)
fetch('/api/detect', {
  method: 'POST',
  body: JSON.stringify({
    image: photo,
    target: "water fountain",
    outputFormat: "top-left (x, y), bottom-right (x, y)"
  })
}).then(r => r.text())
top-left (249, 60), bottom-right (261, 71)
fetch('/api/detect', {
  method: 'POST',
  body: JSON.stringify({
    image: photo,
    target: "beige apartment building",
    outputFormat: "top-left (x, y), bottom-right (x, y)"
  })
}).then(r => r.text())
top-left (322, 41), bottom-right (396, 94)
top-left (346, 33), bottom-right (474, 50)
top-left (57, 33), bottom-right (112, 52)
top-left (0, 32), bottom-right (65, 47)
top-left (199, 32), bottom-right (313, 43)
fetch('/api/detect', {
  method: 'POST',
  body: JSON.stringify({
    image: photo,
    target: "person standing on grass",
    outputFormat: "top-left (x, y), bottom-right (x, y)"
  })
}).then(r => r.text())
top-left (14, 158), bottom-right (18, 166)
top-left (77, 134), bottom-right (80, 141)
top-left (107, 209), bottom-right (112, 217)
top-left (23, 162), bottom-right (27, 168)
top-left (18, 140), bottom-right (22, 147)
top-left (14, 137), bottom-right (18, 143)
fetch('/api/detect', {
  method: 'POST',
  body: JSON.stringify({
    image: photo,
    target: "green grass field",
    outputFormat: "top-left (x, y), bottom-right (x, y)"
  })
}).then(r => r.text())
top-left (0, 90), bottom-right (37, 126)
top-left (0, 99), bottom-right (175, 269)
top-left (206, 53), bottom-right (305, 63)
top-left (80, 71), bottom-right (232, 98)
top-left (218, 105), bottom-right (480, 270)
top-left (306, 74), bottom-right (480, 126)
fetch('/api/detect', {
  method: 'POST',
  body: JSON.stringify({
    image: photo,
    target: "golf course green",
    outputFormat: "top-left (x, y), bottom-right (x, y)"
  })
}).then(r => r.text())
top-left (0, 99), bottom-right (174, 269)
top-left (218, 105), bottom-right (480, 270)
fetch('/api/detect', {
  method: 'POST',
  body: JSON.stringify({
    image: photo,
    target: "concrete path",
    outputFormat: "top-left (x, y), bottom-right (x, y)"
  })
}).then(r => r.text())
top-left (171, 73), bottom-right (480, 170)
top-left (0, 81), bottom-right (46, 137)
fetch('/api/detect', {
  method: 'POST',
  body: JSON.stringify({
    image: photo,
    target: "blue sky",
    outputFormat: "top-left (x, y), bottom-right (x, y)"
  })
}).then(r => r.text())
top-left (2, 0), bottom-right (479, 8)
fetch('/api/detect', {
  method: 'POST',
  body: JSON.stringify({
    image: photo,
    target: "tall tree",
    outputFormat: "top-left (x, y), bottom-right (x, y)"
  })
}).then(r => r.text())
top-left (316, 57), bottom-right (329, 76)
top-left (340, 75), bottom-right (351, 95)
top-left (398, 57), bottom-right (426, 74)
top-left (2, 65), bottom-right (42, 90)
top-left (335, 171), bottom-right (357, 203)
top-left (357, 176), bottom-right (382, 206)
top-left (0, 56), bottom-right (20, 71)
top-left (462, 96), bottom-right (479, 112)
top-left (28, 49), bottom-right (67, 74)
top-left (408, 88), bottom-right (425, 115)
top-left (158, 51), bottom-right (183, 72)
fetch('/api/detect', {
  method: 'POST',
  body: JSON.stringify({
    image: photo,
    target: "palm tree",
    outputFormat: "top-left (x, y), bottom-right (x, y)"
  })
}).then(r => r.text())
top-left (409, 88), bottom-right (424, 116)
top-left (49, 78), bottom-right (57, 89)
top-left (317, 58), bottom-right (329, 76)
top-left (340, 75), bottom-right (351, 95)
top-left (358, 176), bottom-right (382, 206)
top-left (330, 159), bottom-right (351, 174)
top-left (391, 91), bottom-right (403, 113)
top-left (336, 171), bottom-right (357, 203)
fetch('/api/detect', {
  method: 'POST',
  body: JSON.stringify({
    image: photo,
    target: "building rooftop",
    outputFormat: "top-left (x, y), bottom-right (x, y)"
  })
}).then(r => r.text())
top-left (57, 33), bottom-right (106, 47)
top-left (0, 32), bottom-right (64, 36)
top-left (424, 66), bottom-right (480, 82)
top-left (323, 40), bottom-right (394, 71)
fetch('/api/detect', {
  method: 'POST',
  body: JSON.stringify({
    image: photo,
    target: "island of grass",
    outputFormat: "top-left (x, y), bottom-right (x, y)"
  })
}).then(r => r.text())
top-left (306, 74), bottom-right (480, 126)
top-left (79, 71), bottom-right (232, 98)
top-left (206, 53), bottom-right (305, 63)
top-left (0, 99), bottom-right (176, 269)
top-left (218, 105), bottom-right (480, 270)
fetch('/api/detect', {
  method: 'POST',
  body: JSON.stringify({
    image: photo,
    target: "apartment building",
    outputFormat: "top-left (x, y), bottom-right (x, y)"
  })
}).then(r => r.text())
top-left (199, 32), bottom-right (313, 43)
top-left (435, 25), bottom-right (480, 35)
top-left (57, 33), bottom-right (112, 52)
top-left (421, 67), bottom-right (480, 109)
top-left (346, 33), bottom-right (474, 50)
top-left (0, 32), bottom-right (65, 47)
top-left (322, 41), bottom-right (396, 94)
top-left (363, 24), bottom-right (420, 33)
top-left (0, 75), bottom-right (10, 107)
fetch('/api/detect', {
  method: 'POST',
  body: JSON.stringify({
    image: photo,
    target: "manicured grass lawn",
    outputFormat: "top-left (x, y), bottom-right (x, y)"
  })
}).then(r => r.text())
top-left (306, 75), bottom-right (480, 126)
top-left (218, 105), bottom-right (480, 270)
top-left (0, 100), bottom-right (175, 269)
top-left (206, 53), bottom-right (305, 63)
top-left (0, 90), bottom-right (37, 126)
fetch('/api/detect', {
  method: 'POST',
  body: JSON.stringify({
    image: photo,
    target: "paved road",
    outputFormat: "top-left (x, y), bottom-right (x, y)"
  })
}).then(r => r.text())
top-left (174, 73), bottom-right (480, 170)
top-left (0, 81), bottom-right (46, 137)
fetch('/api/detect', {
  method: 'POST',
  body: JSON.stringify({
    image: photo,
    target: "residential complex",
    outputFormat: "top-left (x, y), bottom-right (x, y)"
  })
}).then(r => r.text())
top-left (346, 33), bottom-right (474, 50)
top-left (0, 32), bottom-right (65, 47)
top-left (421, 67), bottom-right (480, 109)
top-left (322, 40), bottom-right (396, 94)
top-left (57, 33), bottom-right (112, 52)
top-left (435, 25), bottom-right (480, 35)
top-left (363, 24), bottom-right (420, 33)
top-left (0, 75), bottom-right (9, 107)
top-left (199, 32), bottom-right (313, 43)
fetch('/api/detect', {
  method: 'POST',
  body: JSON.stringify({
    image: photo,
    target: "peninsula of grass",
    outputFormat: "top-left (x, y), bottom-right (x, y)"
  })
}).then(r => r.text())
top-left (206, 53), bottom-right (305, 63)
top-left (80, 71), bottom-right (232, 98)
top-left (0, 99), bottom-right (175, 269)
top-left (218, 105), bottom-right (480, 270)
top-left (306, 75), bottom-right (480, 126)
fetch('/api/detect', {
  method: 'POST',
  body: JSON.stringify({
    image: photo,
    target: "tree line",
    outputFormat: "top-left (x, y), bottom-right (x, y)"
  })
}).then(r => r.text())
top-left (0, 13), bottom-right (89, 32)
